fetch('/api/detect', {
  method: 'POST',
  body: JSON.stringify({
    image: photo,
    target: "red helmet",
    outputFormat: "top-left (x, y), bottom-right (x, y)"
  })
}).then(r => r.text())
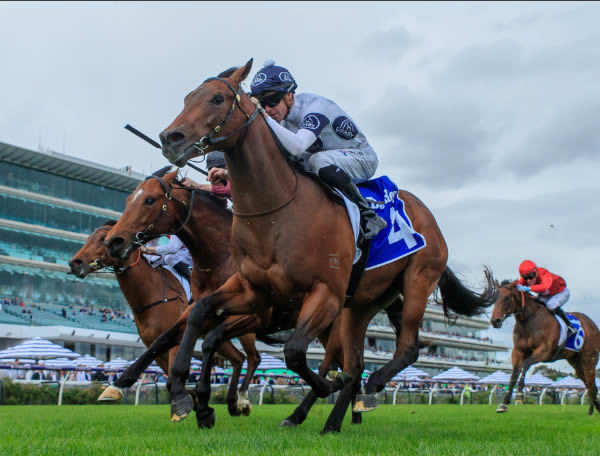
top-left (519, 260), bottom-right (537, 276)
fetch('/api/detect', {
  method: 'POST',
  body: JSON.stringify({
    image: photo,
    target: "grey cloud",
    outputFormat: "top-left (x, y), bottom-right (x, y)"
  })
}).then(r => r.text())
top-left (356, 25), bottom-right (416, 61)
top-left (507, 102), bottom-right (600, 177)
top-left (363, 85), bottom-right (488, 188)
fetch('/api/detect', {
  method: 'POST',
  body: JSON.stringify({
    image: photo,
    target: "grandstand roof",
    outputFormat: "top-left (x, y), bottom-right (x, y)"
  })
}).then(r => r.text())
top-left (0, 141), bottom-right (145, 192)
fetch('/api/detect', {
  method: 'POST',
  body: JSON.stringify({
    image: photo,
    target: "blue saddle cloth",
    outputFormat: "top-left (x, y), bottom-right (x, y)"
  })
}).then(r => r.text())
top-left (565, 313), bottom-right (585, 351)
top-left (357, 176), bottom-right (426, 270)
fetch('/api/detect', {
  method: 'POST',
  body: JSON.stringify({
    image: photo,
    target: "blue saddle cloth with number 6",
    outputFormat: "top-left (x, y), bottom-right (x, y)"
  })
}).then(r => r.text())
top-left (357, 176), bottom-right (426, 270)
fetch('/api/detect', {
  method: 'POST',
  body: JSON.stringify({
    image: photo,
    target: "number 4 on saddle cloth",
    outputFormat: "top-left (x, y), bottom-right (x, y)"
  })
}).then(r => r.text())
top-left (343, 175), bottom-right (427, 270)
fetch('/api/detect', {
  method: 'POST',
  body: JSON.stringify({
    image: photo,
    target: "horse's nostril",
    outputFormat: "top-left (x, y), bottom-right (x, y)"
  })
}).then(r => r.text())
top-left (163, 130), bottom-right (186, 147)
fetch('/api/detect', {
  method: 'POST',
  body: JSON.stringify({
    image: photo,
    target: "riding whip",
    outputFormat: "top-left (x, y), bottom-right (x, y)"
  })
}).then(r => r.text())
top-left (124, 124), bottom-right (208, 176)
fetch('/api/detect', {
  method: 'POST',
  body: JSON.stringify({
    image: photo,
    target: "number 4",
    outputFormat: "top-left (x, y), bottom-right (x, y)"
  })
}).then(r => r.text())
top-left (388, 207), bottom-right (417, 248)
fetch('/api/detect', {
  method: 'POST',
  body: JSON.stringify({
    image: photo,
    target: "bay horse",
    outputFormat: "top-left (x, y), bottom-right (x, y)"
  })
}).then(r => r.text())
top-left (69, 183), bottom-right (259, 417)
top-left (157, 59), bottom-right (496, 433)
top-left (490, 280), bottom-right (600, 414)
top-left (103, 168), bottom-right (426, 429)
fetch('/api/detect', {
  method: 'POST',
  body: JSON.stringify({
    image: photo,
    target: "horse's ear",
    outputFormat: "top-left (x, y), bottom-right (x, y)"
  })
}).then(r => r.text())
top-left (231, 58), bottom-right (253, 83)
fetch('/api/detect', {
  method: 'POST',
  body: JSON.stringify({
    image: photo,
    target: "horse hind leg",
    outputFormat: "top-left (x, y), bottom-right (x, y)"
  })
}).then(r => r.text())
top-left (581, 351), bottom-right (599, 415)
top-left (216, 340), bottom-right (245, 417)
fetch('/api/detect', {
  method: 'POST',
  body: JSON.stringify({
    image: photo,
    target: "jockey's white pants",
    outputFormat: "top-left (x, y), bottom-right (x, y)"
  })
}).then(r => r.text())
top-left (539, 287), bottom-right (570, 311)
top-left (304, 147), bottom-right (378, 184)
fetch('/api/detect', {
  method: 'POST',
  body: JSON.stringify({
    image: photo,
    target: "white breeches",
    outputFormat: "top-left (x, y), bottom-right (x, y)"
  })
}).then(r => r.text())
top-left (540, 287), bottom-right (570, 311)
top-left (306, 147), bottom-right (378, 183)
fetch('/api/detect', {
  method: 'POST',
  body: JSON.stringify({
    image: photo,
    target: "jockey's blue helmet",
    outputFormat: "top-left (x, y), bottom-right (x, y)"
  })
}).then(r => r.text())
top-left (249, 59), bottom-right (297, 97)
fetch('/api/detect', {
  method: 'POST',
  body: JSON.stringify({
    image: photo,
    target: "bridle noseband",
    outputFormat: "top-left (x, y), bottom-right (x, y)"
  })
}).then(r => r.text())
top-left (189, 76), bottom-right (260, 155)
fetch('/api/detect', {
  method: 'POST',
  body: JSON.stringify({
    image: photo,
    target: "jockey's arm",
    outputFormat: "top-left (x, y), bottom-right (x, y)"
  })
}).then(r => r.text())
top-left (264, 115), bottom-right (317, 156)
top-left (155, 236), bottom-right (184, 256)
top-left (530, 270), bottom-right (553, 293)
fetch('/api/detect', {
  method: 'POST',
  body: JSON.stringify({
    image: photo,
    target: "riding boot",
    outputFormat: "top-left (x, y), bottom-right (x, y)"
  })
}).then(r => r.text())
top-left (173, 261), bottom-right (191, 281)
top-left (554, 307), bottom-right (576, 336)
top-left (318, 165), bottom-right (387, 240)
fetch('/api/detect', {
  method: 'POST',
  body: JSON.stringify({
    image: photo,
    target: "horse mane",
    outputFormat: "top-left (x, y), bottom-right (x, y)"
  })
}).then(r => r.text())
top-left (500, 279), bottom-right (513, 286)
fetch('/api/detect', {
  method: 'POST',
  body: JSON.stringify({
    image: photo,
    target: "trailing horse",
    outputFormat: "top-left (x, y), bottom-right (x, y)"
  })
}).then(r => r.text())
top-left (70, 175), bottom-right (258, 417)
top-left (490, 280), bottom-right (600, 415)
top-left (157, 59), bottom-right (496, 434)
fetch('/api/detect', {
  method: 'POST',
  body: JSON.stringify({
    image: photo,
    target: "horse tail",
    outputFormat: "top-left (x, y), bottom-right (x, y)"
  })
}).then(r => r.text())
top-left (437, 266), bottom-right (497, 319)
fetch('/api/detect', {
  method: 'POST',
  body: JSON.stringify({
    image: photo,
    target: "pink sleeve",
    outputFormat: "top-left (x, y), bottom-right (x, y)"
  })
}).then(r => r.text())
top-left (211, 181), bottom-right (231, 198)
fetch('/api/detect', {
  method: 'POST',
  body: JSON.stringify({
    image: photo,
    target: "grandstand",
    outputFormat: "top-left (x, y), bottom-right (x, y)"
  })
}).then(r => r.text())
top-left (0, 141), bottom-right (509, 374)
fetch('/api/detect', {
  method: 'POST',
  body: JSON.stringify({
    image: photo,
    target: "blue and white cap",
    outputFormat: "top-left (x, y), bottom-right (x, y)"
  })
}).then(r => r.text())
top-left (249, 59), bottom-right (297, 96)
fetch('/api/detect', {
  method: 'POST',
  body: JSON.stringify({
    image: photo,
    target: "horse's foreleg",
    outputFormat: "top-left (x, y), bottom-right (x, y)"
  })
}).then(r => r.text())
top-left (215, 340), bottom-right (245, 417)
top-left (284, 282), bottom-right (342, 398)
top-left (237, 334), bottom-right (260, 416)
top-left (281, 336), bottom-right (341, 428)
top-left (498, 350), bottom-right (524, 412)
top-left (516, 347), bottom-right (550, 396)
top-left (169, 293), bottom-right (226, 423)
top-left (98, 315), bottom-right (188, 401)
top-left (194, 314), bottom-right (261, 428)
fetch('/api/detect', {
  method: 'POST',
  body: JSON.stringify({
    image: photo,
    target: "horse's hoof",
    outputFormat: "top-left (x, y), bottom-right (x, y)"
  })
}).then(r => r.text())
top-left (496, 404), bottom-right (508, 413)
top-left (352, 394), bottom-right (378, 413)
top-left (195, 407), bottom-right (216, 429)
top-left (280, 419), bottom-right (297, 428)
top-left (97, 385), bottom-right (123, 402)
top-left (320, 425), bottom-right (341, 435)
top-left (170, 393), bottom-right (194, 423)
top-left (240, 402), bottom-right (252, 417)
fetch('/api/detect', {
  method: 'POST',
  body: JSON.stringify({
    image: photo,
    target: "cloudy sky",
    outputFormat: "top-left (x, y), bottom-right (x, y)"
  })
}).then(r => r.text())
top-left (2, 2), bottom-right (599, 363)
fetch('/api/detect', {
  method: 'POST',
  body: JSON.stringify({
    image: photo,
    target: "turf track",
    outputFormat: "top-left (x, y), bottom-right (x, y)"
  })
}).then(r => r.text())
top-left (0, 404), bottom-right (598, 455)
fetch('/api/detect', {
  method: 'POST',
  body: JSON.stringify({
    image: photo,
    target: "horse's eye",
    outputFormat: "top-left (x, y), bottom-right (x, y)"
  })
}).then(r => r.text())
top-left (211, 94), bottom-right (224, 105)
top-left (144, 197), bottom-right (155, 205)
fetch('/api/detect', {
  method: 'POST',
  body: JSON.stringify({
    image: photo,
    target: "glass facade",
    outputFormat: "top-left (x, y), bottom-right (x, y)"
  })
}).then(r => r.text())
top-left (0, 161), bottom-right (129, 212)
top-left (0, 264), bottom-right (125, 310)
top-left (0, 225), bottom-right (84, 265)
top-left (0, 193), bottom-right (112, 234)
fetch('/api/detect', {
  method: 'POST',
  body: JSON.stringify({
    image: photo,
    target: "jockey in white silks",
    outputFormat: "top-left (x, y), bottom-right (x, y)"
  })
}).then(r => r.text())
top-left (142, 235), bottom-right (192, 280)
top-left (248, 59), bottom-right (387, 240)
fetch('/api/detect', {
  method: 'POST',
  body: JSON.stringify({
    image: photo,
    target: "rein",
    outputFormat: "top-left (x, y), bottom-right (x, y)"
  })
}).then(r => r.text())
top-left (232, 169), bottom-right (300, 218)
top-left (133, 266), bottom-right (185, 315)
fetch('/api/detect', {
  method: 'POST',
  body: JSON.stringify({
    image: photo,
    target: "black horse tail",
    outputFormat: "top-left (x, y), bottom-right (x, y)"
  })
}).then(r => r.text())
top-left (437, 266), bottom-right (497, 320)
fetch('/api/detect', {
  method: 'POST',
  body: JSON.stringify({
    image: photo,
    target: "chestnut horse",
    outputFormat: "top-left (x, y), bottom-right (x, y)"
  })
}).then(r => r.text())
top-left (71, 173), bottom-right (259, 417)
top-left (490, 281), bottom-right (600, 415)
top-left (157, 59), bottom-right (496, 433)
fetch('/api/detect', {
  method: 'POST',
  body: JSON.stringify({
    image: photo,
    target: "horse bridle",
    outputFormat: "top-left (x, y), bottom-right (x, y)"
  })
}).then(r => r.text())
top-left (188, 76), bottom-right (260, 155)
top-left (134, 174), bottom-right (196, 244)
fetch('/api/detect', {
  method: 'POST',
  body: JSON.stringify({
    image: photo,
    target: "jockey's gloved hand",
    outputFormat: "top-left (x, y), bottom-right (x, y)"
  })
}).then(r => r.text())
top-left (516, 285), bottom-right (530, 292)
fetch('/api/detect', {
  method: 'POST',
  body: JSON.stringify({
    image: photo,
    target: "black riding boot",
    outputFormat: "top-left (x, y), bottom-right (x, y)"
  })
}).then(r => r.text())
top-left (173, 261), bottom-right (191, 281)
top-left (318, 165), bottom-right (387, 240)
top-left (554, 307), bottom-right (576, 336)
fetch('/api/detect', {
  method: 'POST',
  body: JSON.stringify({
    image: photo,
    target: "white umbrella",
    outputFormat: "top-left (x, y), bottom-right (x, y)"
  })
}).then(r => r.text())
top-left (40, 358), bottom-right (79, 369)
top-left (103, 357), bottom-right (130, 370)
top-left (392, 366), bottom-right (431, 381)
top-left (479, 370), bottom-right (511, 385)
top-left (243, 352), bottom-right (287, 370)
top-left (0, 337), bottom-right (80, 360)
top-left (551, 376), bottom-right (586, 389)
top-left (432, 366), bottom-right (480, 382)
top-left (74, 354), bottom-right (103, 368)
top-left (524, 373), bottom-right (553, 386)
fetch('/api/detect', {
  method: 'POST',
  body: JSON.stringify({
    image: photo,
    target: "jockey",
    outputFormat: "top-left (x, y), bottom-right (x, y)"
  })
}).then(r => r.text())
top-left (516, 260), bottom-right (576, 336)
top-left (247, 59), bottom-right (387, 240)
top-left (141, 235), bottom-right (192, 281)
top-left (182, 151), bottom-right (232, 199)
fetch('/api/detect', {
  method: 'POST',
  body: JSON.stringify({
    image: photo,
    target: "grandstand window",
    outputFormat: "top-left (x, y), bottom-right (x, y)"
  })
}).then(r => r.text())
top-left (0, 161), bottom-right (129, 212)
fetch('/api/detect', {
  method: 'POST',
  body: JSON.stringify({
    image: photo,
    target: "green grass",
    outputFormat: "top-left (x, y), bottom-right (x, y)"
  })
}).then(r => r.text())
top-left (0, 404), bottom-right (598, 455)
